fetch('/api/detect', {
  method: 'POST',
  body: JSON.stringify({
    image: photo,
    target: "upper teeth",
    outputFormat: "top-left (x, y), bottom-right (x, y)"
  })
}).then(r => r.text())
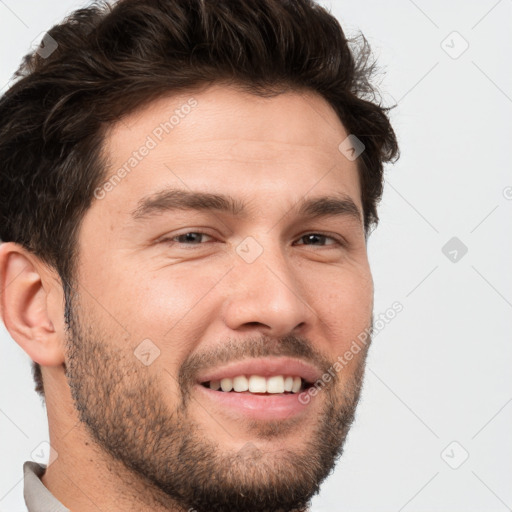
top-left (208, 375), bottom-right (303, 393)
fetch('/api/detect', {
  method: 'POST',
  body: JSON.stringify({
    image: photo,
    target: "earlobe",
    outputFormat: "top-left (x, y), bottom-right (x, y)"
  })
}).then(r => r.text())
top-left (0, 242), bottom-right (65, 367)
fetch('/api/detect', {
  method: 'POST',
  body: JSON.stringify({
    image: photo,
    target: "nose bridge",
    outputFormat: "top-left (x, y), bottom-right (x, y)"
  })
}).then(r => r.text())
top-left (221, 234), bottom-right (314, 335)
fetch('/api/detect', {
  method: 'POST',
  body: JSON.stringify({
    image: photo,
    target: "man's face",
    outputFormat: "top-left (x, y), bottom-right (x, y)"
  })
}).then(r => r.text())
top-left (64, 84), bottom-right (374, 511)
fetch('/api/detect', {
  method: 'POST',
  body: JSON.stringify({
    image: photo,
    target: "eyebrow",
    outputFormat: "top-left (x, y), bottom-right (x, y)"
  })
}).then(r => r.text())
top-left (130, 188), bottom-right (362, 224)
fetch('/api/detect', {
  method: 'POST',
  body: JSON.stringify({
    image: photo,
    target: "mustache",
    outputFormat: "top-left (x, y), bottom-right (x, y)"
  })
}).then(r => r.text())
top-left (178, 334), bottom-right (333, 390)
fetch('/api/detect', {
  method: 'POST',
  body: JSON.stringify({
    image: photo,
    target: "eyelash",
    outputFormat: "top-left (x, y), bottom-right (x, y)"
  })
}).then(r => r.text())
top-left (161, 231), bottom-right (346, 249)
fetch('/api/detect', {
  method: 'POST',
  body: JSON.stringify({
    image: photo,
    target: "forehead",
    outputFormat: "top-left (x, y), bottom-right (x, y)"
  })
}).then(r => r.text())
top-left (94, 84), bottom-right (362, 224)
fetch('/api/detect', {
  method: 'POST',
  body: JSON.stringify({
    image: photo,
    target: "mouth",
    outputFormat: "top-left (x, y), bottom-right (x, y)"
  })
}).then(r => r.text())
top-left (200, 375), bottom-right (314, 395)
top-left (194, 357), bottom-right (321, 421)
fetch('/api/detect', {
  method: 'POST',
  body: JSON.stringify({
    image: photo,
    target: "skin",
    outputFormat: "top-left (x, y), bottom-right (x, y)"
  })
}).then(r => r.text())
top-left (0, 84), bottom-right (374, 511)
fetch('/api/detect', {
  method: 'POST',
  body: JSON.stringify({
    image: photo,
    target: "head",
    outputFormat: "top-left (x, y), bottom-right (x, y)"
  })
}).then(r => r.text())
top-left (0, 0), bottom-right (398, 511)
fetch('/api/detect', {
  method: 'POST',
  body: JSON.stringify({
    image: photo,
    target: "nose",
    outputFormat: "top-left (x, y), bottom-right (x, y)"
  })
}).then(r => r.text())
top-left (221, 241), bottom-right (315, 338)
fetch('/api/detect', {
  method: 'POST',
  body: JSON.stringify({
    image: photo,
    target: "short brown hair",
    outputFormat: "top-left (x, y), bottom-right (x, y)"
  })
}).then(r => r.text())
top-left (0, 0), bottom-right (399, 399)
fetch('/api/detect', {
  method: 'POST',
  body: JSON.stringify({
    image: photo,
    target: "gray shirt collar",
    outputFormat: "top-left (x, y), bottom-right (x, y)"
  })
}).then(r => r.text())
top-left (23, 461), bottom-right (70, 512)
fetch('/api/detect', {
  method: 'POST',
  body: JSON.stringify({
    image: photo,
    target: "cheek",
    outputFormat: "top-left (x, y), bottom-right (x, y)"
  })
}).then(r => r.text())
top-left (318, 281), bottom-right (373, 385)
top-left (116, 266), bottom-right (223, 356)
top-left (316, 266), bottom-right (373, 347)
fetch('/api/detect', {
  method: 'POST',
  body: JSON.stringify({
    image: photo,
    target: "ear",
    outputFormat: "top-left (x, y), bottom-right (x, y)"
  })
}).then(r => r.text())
top-left (0, 242), bottom-right (65, 366)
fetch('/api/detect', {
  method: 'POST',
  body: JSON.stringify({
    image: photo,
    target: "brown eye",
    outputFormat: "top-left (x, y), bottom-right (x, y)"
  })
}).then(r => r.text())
top-left (295, 233), bottom-right (343, 247)
top-left (173, 232), bottom-right (212, 244)
top-left (161, 231), bottom-right (215, 246)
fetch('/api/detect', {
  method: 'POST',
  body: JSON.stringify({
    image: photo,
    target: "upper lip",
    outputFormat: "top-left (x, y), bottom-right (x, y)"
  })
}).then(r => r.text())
top-left (196, 357), bottom-right (323, 384)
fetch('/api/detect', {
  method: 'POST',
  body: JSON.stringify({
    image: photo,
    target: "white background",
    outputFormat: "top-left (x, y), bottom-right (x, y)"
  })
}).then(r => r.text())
top-left (1, 0), bottom-right (511, 510)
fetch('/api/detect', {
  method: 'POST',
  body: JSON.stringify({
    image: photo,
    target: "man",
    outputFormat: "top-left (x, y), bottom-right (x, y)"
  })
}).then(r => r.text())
top-left (0, 0), bottom-right (398, 510)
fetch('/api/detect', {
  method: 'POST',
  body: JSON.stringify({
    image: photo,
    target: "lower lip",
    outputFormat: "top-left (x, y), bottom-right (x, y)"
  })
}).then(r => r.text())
top-left (195, 384), bottom-right (313, 421)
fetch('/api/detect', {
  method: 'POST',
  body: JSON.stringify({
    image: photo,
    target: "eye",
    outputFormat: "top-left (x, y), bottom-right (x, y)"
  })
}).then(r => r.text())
top-left (160, 231), bottom-right (345, 249)
top-left (166, 231), bottom-right (214, 245)
top-left (294, 233), bottom-right (344, 247)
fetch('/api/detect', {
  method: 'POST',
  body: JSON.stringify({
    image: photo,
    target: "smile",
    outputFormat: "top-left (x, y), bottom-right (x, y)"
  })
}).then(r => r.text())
top-left (194, 357), bottom-right (320, 420)
top-left (201, 375), bottom-right (312, 394)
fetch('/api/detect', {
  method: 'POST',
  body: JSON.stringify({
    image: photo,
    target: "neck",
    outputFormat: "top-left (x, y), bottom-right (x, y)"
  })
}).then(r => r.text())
top-left (40, 376), bottom-right (186, 511)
